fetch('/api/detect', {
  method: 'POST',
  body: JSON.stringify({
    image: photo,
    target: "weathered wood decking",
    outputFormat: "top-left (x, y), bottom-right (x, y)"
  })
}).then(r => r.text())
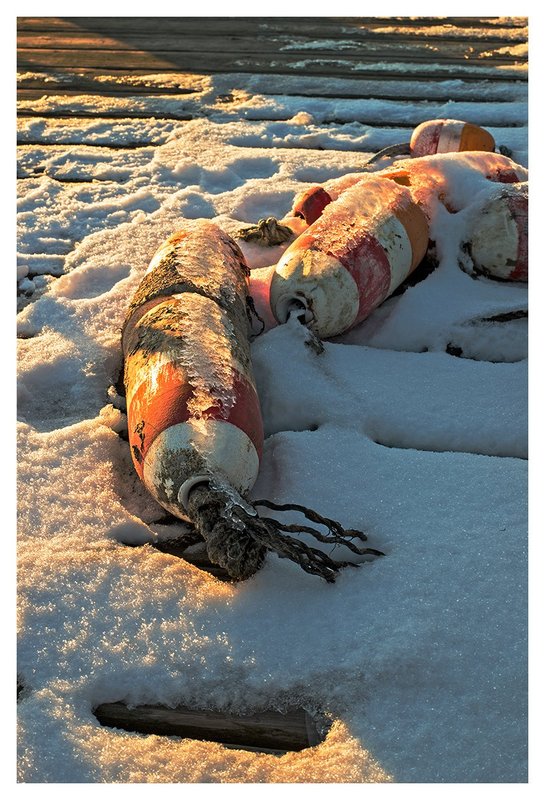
top-left (18, 16), bottom-right (528, 102)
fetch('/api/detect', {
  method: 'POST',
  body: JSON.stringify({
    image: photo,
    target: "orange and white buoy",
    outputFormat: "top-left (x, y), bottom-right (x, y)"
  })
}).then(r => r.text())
top-left (409, 119), bottom-right (496, 158)
top-left (269, 176), bottom-right (429, 338)
top-left (464, 182), bottom-right (528, 282)
top-left (122, 220), bottom-right (264, 520)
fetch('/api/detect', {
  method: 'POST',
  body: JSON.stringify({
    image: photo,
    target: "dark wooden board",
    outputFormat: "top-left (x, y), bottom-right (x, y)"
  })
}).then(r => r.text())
top-left (17, 87), bottom-right (200, 100)
top-left (18, 108), bottom-right (195, 120)
top-left (17, 46), bottom-right (525, 72)
top-left (17, 32), bottom-right (527, 54)
top-left (16, 16), bottom-right (528, 35)
top-left (16, 106), bottom-right (524, 133)
top-left (16, 67), bottom-right (526, 100)
top-left (15, 87), bottom-right (526, 107)
top-left (94, 702), bottom-right (324, 753)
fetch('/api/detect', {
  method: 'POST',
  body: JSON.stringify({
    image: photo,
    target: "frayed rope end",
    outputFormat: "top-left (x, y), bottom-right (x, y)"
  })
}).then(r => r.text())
top-left (185, 484), bottom-right (384, 583)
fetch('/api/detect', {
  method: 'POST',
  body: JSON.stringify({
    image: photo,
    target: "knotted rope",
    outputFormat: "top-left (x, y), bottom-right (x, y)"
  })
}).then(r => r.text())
top-left (236, 216), bottom-right (296, 246)
top-left (185, 482), bottom-right (384, 582)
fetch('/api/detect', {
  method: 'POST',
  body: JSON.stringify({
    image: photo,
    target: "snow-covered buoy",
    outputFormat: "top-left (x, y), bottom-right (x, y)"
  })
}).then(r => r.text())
top-left (269, 176), bottom-right (429, 338)
top-left (464, 182), bottom-right (528, 281)
top-left (123, 220), bottom-right (382, 581)
top-left (410, 119), bottom-right (496, 158)
top-left (122, 220), bottom-right (264, 520)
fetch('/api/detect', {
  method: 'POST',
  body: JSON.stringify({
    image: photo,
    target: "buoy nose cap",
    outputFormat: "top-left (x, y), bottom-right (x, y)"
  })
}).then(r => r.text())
top-left (270, 250), bottom-right (360, 338)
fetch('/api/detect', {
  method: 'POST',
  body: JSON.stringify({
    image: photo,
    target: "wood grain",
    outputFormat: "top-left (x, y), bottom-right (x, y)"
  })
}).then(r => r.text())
top-left (94, 702), bottom-right (323, 753)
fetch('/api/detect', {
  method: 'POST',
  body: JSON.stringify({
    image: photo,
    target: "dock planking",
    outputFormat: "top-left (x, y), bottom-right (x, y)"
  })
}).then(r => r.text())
top-left (18, 16), bottom-right (527, 104)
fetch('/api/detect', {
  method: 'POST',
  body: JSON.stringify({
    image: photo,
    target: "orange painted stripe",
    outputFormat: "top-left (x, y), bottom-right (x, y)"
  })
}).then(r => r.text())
top-left (127, 361), bottom-right (263, 478)
top-left (390, 195), bottom-right (430, 270)
top-left (507, 193), bottom-right (528, 281)
top-left (459, 123), bottom-right (495, 153)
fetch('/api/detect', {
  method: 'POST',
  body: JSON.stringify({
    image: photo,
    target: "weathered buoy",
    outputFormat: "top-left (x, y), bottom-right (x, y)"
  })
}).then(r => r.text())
top-left (410, 119), bottom-right (496, 158)
top-left (269, 176), bottom-right (429, 338)
top-left (123, 220), bottom-right (382, 581)
top-left (463, 182), bottom-right (528, 281)
top-left (377, 151), bottom-right (527, 219)
top-left (122, 220), bottom-right (263, 520)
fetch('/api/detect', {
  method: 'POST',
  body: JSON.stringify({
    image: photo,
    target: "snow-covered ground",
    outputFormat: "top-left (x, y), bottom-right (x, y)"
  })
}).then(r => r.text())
top-left (16, 56), bottom-right (528, 785)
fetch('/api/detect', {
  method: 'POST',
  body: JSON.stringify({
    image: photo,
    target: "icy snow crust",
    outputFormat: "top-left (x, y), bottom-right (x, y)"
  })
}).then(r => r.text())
top-left (17, 72), bottom-right (527, 783)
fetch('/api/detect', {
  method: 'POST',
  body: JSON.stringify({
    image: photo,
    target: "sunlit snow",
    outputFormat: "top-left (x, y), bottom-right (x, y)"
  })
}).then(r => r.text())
top-left (17, 67), bottom-right (528, 784)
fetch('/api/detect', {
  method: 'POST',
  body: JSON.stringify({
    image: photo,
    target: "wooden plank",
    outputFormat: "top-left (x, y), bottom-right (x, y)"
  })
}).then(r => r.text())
top-left (16, 70), bottom-right (206, 96)
top-left (17, 48), bottom-right (526, 74)
top-left (18, 108), bottom-right (194, 121)
top-left (16, 32), bottom-right (526, 64)
top-left (17, 29), bottom-right (528, 49)
top-left (17, 136), bottom-right (161, 149)
top-left (17, 88), bottom-right (199, 100)
top-left (15, 86), bottom-right (525, 107)
top-left (94, 702), bottom-right (323, 753)
top-left (16, 16), bottom-right (528, 35)
top-left (16, 106), bottom-right (525, 131)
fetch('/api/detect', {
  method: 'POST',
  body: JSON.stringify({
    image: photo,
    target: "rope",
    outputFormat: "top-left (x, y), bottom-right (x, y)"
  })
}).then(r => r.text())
top-left (236, 217), bottom-right (296, 246)
top-left (186, 483), bottom-right (384, 583)
top-left (246, 295), bottom-right (266, 338)
top-left (363, 142), bottom-right (411, 166)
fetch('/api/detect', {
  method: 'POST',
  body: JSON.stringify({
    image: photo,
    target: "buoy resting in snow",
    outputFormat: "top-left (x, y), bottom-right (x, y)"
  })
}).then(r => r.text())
top-left (409, 119), bottom-right (496, 158)
top-left (361, 118), bottom-right (498, 168)
top-left (237, 122), bottom-right (511, 248)
top-left (123, 219), bottom-right (382, 581)
top-left (123, 220), bottom-right (263, 518)
top-left (463, 182), bottom-right (528, 282)
top-left (268, 176), bottom-right (429, 338)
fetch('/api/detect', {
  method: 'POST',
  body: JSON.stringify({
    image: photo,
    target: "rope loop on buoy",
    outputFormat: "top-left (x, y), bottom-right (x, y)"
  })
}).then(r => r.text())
top-left (363, 141), bottom-right (411, 166)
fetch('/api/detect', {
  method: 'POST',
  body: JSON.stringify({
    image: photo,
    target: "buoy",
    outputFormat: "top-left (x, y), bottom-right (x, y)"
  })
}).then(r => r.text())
top-left (370, 151), bottom-right (527, 220)
top-left (291, 185), bottom-right (333, 225)
top-left (122, 219), bottom-right (263, 521)
top-left (269, 176), bottom-right (429, 338)
top-left (463, 182), bottom-right (528, 281)
top-left (283, 151), bottom-right (526, 233)
top-left (123, 220), bottom-right (382, 582)
top-left (410, 119), bottom-right (496, 158)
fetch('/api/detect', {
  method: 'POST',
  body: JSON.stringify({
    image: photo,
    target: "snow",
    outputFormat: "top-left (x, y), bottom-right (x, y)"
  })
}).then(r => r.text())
top-left (16, 50), bottom-right (529, 786)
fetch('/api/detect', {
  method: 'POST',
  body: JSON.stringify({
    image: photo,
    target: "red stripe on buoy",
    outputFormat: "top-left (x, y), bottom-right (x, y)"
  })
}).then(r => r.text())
top-left (128, 364), bottom-right (263, 477)
top-left (293, 229), bottom-right (393, 326)
top-left (410, 121), bottom-right (442, 157)
top-left (507, 193), bottom-right (528, 281)
top-left (488, 167), bottom-right (521, 184)
top-left (334, 234), bottom-right (392, 324)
